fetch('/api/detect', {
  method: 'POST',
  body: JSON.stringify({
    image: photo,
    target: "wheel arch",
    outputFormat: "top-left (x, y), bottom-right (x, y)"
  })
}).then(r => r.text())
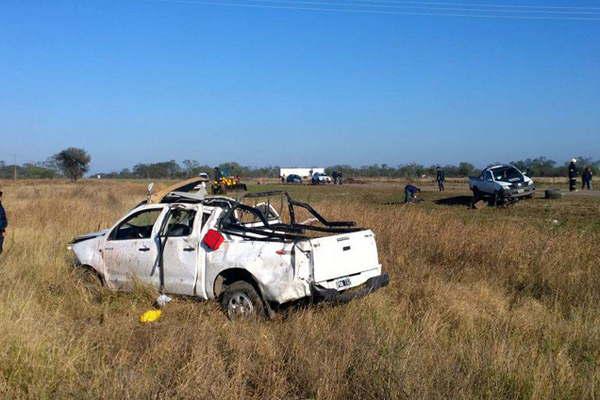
top-left (213, 268), bottom-right (262, 300)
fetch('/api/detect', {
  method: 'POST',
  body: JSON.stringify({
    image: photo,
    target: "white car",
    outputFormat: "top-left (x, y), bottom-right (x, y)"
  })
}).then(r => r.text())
top-left (311, 172), bottom-right (333, 184)
top-left (69, 189), bottom-right (389, 319)
top-left (469, 164), bottom-right (535, 203)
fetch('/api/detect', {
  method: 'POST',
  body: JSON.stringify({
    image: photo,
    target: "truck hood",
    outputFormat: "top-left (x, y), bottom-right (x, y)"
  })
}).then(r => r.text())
top-left (71, 229), bottom-right (109, 244)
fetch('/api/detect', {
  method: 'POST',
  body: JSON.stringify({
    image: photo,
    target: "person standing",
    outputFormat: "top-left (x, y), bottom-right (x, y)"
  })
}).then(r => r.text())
top-left (332, 171), bottom-right (342, 185)
top-left (436, 166), bottom-right (445, 192)
top-left (0, 191), bottom-right (7, 255)
top-left (582, 167), bottom-right (593, 190)
top-left (568, 159), bottom-right (578, 192)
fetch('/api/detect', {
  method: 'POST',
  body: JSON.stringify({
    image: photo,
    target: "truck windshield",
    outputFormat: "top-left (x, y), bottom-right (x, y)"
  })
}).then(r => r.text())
top-left (491, 166), bottom-right (523, 183)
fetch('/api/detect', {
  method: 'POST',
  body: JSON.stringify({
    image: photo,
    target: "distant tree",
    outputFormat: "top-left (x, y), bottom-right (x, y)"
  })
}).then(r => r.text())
top-left (53, 147), bottom-right (91, 181)
top-left (182, 160), bottom-right (200, 177)
top-left (457, 162), bottom-right (476, 177)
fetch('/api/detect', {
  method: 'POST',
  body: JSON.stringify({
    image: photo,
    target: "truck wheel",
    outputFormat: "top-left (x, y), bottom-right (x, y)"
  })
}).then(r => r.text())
top-left (221, 281), bottom-right (265, 320)
top-left (72, 266), bottom-right (104, 297)
top-left (545, 189), bottom-right (562, 199)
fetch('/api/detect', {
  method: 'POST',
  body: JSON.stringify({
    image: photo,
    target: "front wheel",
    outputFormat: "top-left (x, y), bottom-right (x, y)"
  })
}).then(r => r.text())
top-left (72, 266), bottom-right (104, 299)
top-left (220, 281), bottom-right (265, 320)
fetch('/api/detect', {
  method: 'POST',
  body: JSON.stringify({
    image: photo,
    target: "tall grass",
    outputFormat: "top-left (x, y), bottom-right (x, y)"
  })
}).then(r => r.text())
top-left (0, 180), bottom-right (598, 399)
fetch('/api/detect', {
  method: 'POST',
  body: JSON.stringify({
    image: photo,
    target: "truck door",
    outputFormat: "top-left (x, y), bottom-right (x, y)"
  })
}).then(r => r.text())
top-left (102, 206), bottom-right (165, 289)
top-left (482, 170), bottom-right (495, 193)
top-left (161, 205), bottom-right (206, 296)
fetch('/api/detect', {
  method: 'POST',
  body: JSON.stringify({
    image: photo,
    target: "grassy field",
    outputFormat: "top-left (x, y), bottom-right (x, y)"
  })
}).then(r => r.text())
top-left (0, 179), bottom-right (598, 399)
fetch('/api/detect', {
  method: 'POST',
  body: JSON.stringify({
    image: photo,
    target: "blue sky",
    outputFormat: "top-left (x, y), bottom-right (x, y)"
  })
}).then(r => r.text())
top-left (0, 0), bottom-right (599, 172)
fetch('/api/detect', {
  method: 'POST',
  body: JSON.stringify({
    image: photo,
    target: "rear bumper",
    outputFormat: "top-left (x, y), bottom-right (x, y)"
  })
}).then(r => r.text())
top-left (310, 273), bottom-right (390, 303)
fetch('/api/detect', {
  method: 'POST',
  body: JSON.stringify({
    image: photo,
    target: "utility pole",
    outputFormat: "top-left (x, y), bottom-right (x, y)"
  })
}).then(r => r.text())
top-left (13, 154), bottom-right (17, 181)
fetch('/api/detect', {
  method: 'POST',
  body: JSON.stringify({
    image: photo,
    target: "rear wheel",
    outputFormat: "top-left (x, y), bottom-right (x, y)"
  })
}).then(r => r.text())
top-left (220, 281), bottom-right (265, 321)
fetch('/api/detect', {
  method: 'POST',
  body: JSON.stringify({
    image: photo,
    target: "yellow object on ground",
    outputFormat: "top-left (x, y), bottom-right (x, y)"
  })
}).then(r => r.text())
top-left (139, 309), bottom-right (162, 323)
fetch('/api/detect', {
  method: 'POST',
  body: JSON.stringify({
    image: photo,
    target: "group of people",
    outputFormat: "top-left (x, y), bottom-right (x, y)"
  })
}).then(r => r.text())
top-left (568, 159), bottom-right (593, 192)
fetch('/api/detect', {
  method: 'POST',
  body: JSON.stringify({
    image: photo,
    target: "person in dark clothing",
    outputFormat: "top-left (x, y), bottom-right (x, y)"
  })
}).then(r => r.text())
top-left (568, 159), bottom-right (578, 192)
top-left (0, 191), bottom-right (7, 255)
top-left (582, 167), bottom-right (593, 190)
top-left (404, 184), bottom-right (421, 203)
top-left (436, 166), bottom-right (445, 192)
top-left (332, 171), bottom-right (343, 185)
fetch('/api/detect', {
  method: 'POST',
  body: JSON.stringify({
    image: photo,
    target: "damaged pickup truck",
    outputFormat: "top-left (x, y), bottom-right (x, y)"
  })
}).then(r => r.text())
top-left (469, 164), bottom-right (535, 205)
top-left (69, 182), bottom-right (389, 319)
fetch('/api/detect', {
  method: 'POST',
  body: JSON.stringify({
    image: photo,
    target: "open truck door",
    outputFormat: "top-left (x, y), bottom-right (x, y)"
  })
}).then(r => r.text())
top-left (159, 205), bottom-right (207, 296)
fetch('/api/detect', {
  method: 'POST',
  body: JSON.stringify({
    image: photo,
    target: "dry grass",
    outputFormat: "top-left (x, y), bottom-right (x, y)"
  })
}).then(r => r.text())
top-left (0, 179), bottom-right (598, 399)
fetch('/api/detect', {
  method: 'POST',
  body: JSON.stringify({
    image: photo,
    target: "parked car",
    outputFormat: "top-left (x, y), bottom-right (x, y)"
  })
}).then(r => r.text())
top-left (311, 172), bottom-right (333, 184)
top-left (286, 174), bottom-right (302, 184)
top-left (469, 164), bottom-right (535, 204)
top-left (69, 189), bottom-right (389, 320)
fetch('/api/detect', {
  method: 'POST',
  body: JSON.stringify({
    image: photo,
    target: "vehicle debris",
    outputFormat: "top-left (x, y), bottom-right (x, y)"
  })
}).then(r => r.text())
top-left (472, 199), bottom-right (488, 210)
top-left (139, 309), bottom-right (162, 323)
top-left (70, 184), bottom-right (389, 320)
top-left (145, 176), bottom-right (209, 205)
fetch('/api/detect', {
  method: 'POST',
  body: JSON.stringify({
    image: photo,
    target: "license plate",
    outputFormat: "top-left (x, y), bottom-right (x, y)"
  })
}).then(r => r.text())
top-left (518, 189), bottom-right (525, 194)
top-left (336, 277), bottom-right (351, 289)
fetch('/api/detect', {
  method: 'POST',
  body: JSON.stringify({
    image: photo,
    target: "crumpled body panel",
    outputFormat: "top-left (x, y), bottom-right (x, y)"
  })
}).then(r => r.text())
top-left (205, 238), bottom-right (311, 304)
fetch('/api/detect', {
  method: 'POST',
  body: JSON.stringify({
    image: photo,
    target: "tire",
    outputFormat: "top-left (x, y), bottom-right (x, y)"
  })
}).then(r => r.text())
top-left (220, 281), bottom-right (265, 320)
top-left (545, 189), bottom-right (562, 200)
top-left (72, 266), bottom-right (104, 298)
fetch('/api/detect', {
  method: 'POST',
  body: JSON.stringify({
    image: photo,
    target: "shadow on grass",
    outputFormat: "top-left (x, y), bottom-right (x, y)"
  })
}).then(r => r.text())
top-left (434, 196), bottom-right (474, 207)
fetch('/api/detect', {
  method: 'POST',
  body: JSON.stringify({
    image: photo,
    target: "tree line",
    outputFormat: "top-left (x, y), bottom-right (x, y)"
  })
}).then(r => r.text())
top-left (1, 149), bottom-right (598, 180)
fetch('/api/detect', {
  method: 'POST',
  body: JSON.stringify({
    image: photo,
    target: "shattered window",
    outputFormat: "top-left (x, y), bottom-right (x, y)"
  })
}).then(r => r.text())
top-left (110, 209), bottom-right (162, 241)
top-left (492, 167), bottom-right (522, 182)
top-left (164, 209), bottom-right (197, 237)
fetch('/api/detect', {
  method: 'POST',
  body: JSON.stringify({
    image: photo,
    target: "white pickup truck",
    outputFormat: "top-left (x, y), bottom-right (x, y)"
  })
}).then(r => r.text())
top-left (69, 183), bottom-right (388, 320)
top-left (469, 164), bottom-right (535, 204)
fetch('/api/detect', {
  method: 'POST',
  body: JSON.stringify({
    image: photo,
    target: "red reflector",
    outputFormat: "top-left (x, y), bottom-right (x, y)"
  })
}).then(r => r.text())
top-left (203, 229), bottom-right (224, 251)
top-left (275, 250), bottom-right (286, 255)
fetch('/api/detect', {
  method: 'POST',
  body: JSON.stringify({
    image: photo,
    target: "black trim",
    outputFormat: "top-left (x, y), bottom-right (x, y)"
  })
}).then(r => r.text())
top-left (216, 192), bottom-right (363, 242)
